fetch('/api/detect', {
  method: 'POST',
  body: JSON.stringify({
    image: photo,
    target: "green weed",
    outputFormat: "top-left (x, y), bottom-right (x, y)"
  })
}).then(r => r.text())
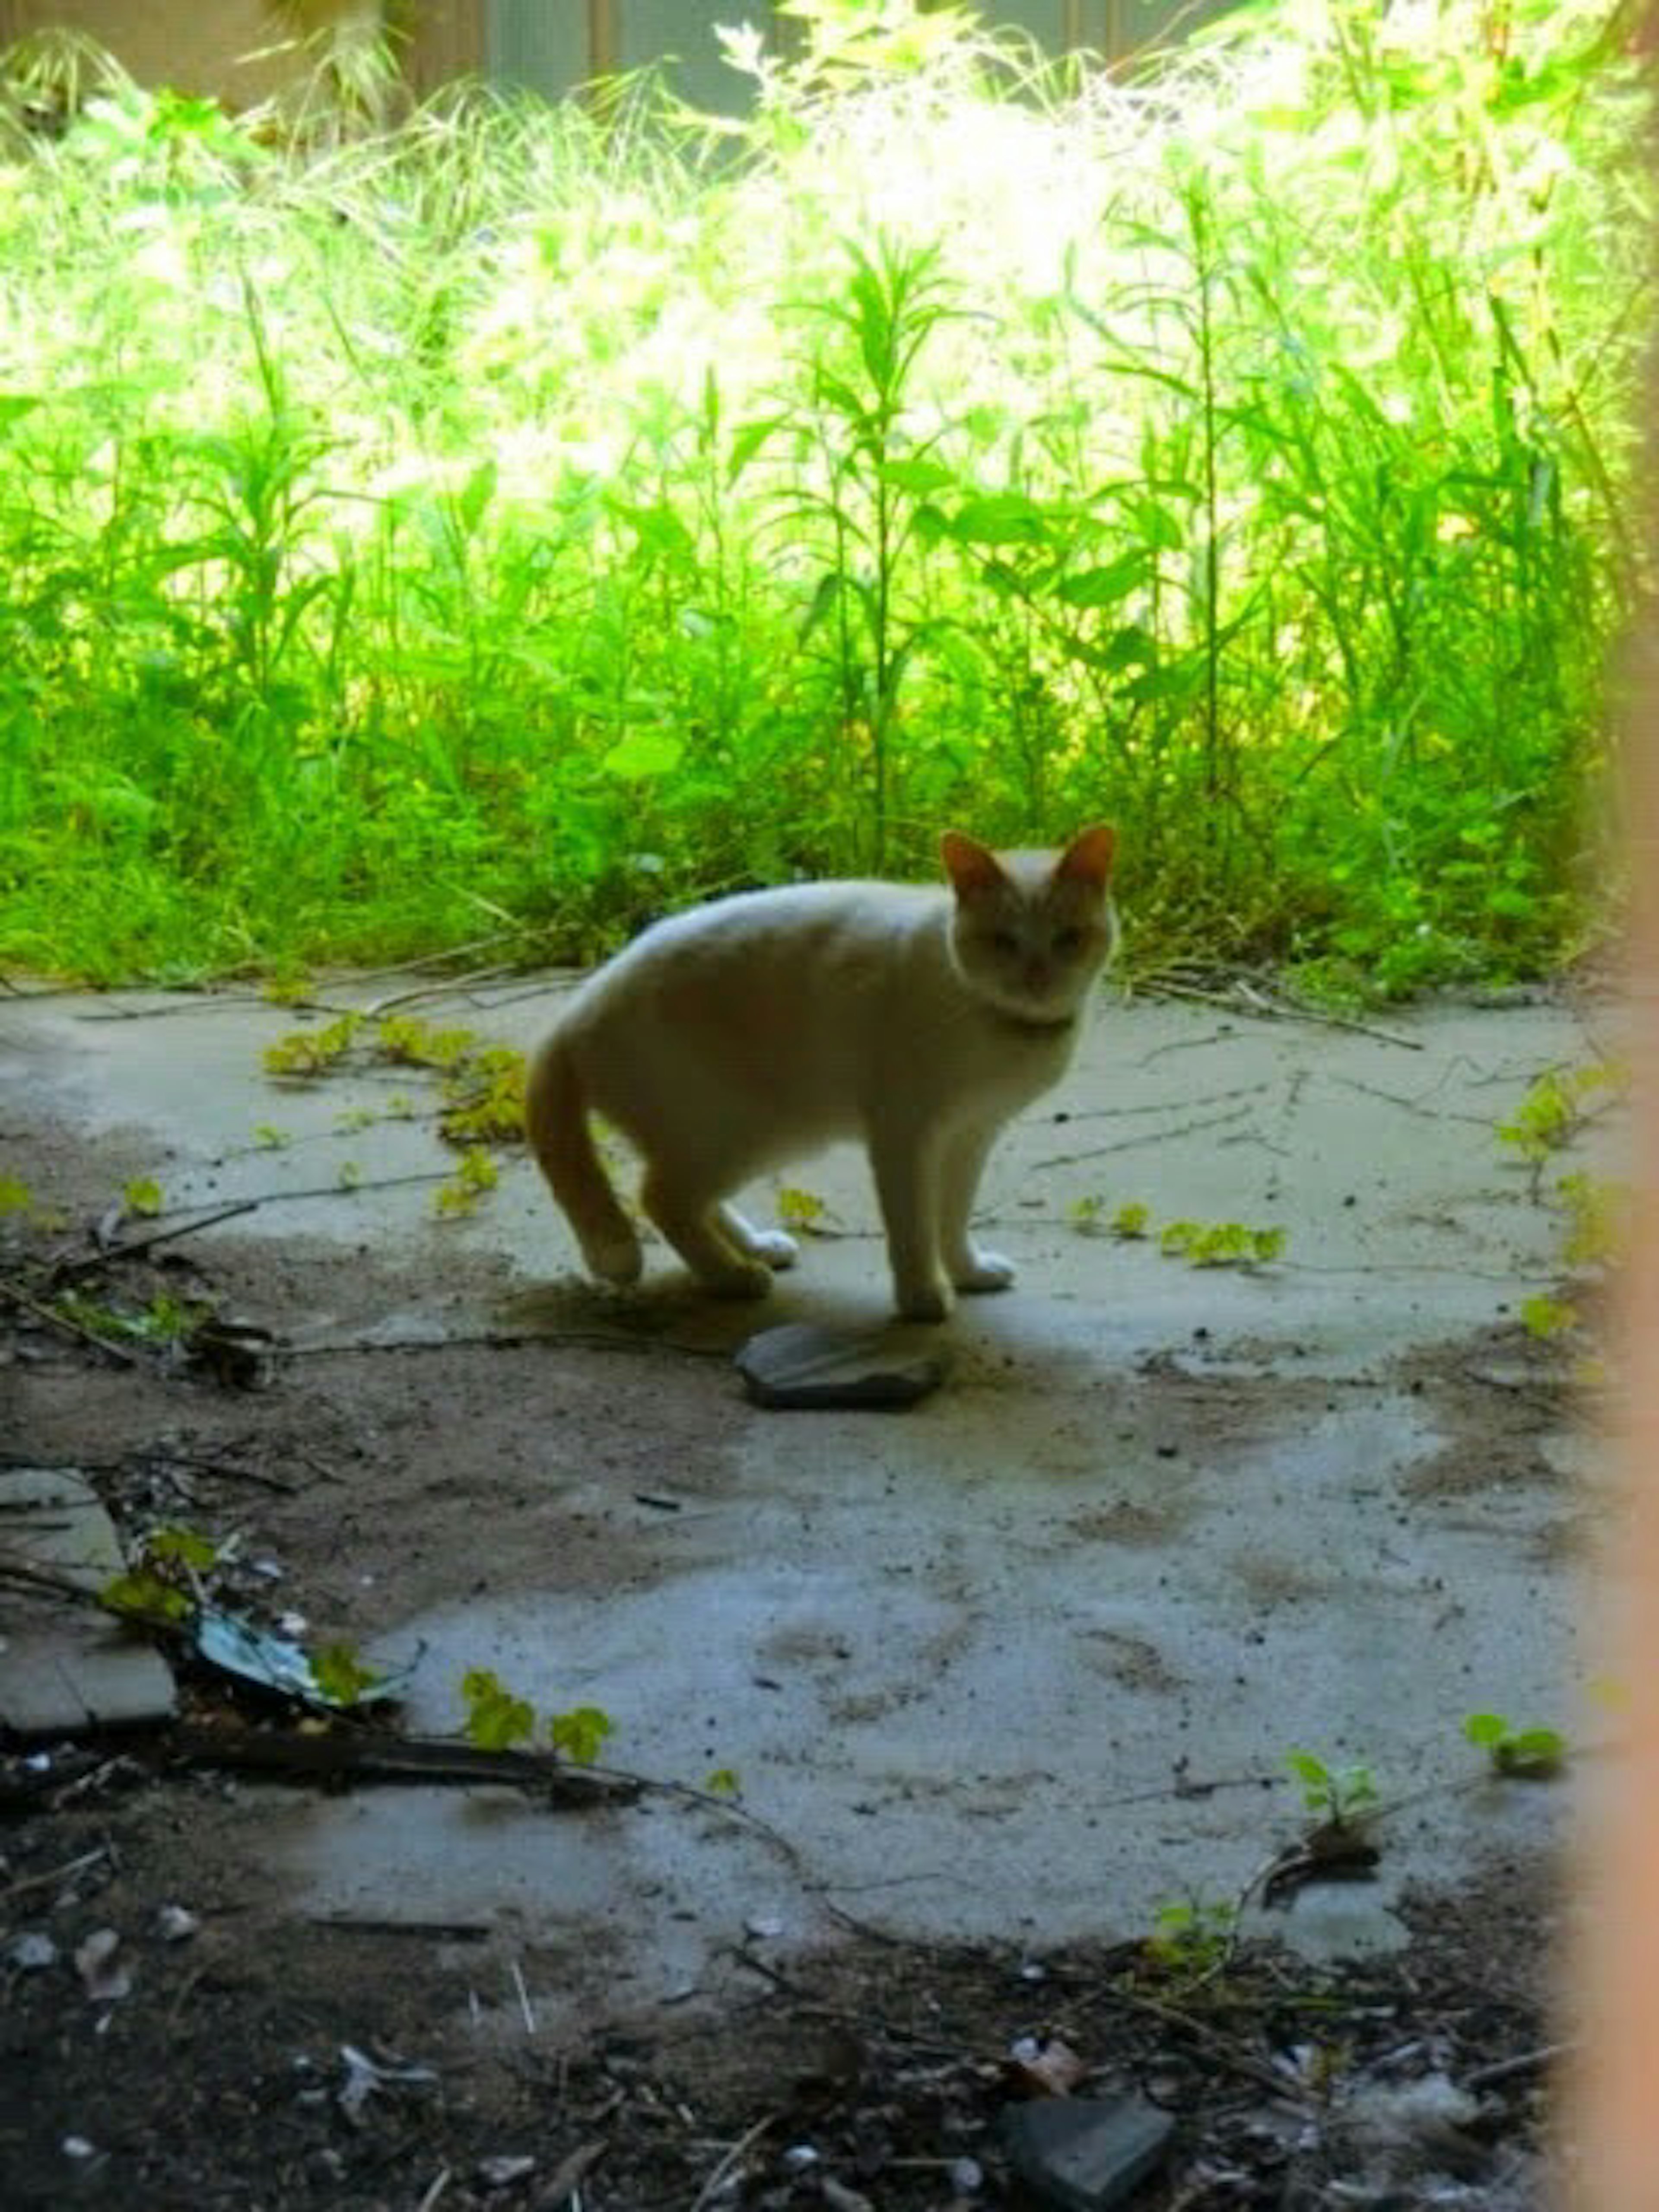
top-left (0, 0), bottom-right (1641, 986)
top-left (1159, 1220), bottom-right (1285, 1268)
top-left (459, 1667), bottom-right (615, 1767)
top-left (1463, 1710), bottom-right (1566, 1780)
top-left (1284, 1748), bottom-right (1379, 1831)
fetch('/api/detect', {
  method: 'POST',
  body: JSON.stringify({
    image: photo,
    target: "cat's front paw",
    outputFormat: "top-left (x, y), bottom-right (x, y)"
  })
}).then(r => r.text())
top-left (895, 1278), bottom-right (955, 1324)
top-left (746, 1229), bottom-right (799, 1271)
top-left (952, 1247), bottom-right (1016, 1295)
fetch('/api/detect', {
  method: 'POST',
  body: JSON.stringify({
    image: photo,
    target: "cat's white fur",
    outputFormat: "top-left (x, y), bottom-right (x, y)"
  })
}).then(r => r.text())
top-left (525, 825), bottom-right (1118, 1321)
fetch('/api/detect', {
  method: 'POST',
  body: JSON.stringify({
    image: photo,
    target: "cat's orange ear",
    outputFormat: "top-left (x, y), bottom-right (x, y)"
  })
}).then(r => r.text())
top-left (1055, 823), bottom-right (1116, 890)
top-left (941, 831), bottom-right (1009, 900)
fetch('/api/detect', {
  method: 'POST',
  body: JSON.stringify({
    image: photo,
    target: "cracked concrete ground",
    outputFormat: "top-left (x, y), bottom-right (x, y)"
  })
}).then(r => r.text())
top-left (0, 973), bottom-right (1618, 2034)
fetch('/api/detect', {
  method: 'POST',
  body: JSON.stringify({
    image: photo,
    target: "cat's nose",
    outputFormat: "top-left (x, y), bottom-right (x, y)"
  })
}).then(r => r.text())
top-left (1023, 960), bottom-right (1052, 994)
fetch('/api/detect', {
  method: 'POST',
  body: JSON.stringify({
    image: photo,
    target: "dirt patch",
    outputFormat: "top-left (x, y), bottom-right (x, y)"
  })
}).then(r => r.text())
top-left (0, 1056), bottom-right (1585, 2209)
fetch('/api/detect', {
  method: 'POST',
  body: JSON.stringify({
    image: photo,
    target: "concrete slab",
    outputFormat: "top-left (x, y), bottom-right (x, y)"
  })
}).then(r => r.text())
top-left (0, 1467), bottom-right (178, 1733)
top-left (0, 976), bottom-right (1615, 2023)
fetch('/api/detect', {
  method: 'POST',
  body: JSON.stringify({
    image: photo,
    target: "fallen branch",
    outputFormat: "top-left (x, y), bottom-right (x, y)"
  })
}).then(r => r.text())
top-left (49, 1201), bottom-right (261, 1282)
top-left (165, 1722), bottom-right (643, 1805)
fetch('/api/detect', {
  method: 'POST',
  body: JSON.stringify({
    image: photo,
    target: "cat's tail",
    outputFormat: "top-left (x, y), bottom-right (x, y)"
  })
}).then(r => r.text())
top-left (524, 1030), bottom-right (643, 1285)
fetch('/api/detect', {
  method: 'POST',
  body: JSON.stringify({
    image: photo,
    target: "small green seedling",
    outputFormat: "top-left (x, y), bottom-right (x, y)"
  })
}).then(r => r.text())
top-left (460, 1667), bottom-right (536, 1751)
top-left (101, 1524), bottom-right (222, 1626)
top-left (1555, 1172), bottom-right (1628, 1269)
top-left (1147, 1891), bottom-right (1237, 1977)
top-left (459, 1669), bottom-right (615, 1765)
top-left (775, 1185), bottom-right (830, 1233)
top-left (1463, 1711), bottom-right (1566, 1779)
top-left (0, 1173), bottom-right (34, 1216)
top-left (312, 1641), bottom-right (390, 1707)
top-left (435, 1146), bottom-right (499, 1217)
top-left (705, 1766), bottom-right (743, 1798)
top-left (252, 1122), bottom-right (292, 1150)
top-left (549, 1704), bottom-right (613, 1765)
top-left (1160, 1220), bottom-right (1285, 1267)
top-left (1521, 1293), bottom-right (1579, 1341)
top-left (1284, 1749), bottom-right (1379, 1830)
top-left (1497, 1062), bottom-right (1627, 1165)
top-left (1068, 1195), bottom-right (1151, 1237)
top-left (122, 1176), bottom-right (164, 1218)
top-left (264, 1012), bottom-right (363, 1079)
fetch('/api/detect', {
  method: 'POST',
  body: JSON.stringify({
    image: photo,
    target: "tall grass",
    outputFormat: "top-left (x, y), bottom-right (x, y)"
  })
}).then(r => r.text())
top-left (0, 0), bottom-right (1647, 988)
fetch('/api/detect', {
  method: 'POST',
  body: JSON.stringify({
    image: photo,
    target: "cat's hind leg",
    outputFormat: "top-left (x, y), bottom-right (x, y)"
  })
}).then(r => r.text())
top-left (939, 1125), bottom-right (1016, 1295)
top-left (641, 1170), bottom-right (774, 1298)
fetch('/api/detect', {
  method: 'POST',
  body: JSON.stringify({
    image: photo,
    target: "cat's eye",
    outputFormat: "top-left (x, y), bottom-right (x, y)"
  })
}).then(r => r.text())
top-left (991, 929), bottom-right (1020, 954)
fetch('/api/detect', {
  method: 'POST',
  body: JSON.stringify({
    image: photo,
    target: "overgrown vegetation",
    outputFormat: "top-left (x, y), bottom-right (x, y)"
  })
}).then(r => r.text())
top-left (0, 0), bottom-right (1646, 986)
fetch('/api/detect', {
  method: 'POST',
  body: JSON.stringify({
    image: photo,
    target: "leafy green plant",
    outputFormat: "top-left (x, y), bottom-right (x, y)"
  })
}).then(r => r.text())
top-left (549, 1705), bottom-right (614, 1766)
top-left (101, 1524), bottom-right (221, 1626)
top-left (460, 1668), bottom-right (536, 1751)
top-left (775, 1185), bottom-right (830, 1233)
top-left (0, 0), bottom-right (1640, 985)
top-left (1520, 1291), bottom-right (1580, 1341)
top-left (1147, 1891), bottom-right (1238, 1977)
top-left (1160, 1220), bottom-right (1285, 1268)
top-left (1284, 1749), bottom-right (1379, 1831)
top-left (1463, 1710), bottom-right (1566, 1780)
top-left (434, 1145), bottom-right (499, 1218)
top-left (121, 1176), bottom-right (163, 1218)
top-left (54, 1288), bottom-right (209, 1346)
top-left (1498, 1063), bottom-right (1626, 1165)
top-left (459, 1668), bottom-right (615, 1766)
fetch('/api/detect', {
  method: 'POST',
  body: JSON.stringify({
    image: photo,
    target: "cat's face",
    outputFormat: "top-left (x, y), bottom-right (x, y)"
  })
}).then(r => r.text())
top-left (942, 825), bottom-right (1117, 1024)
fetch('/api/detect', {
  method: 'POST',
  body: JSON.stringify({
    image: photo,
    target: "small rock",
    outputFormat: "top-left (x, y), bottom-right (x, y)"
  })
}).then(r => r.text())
top-left (735, 1322), bottom-right (950, 1410)
top-left (73, 1928), bottom-right (131, 2005)
top-left (1001, 2092), bottom-right (1175, 2212)
top-left (477, 2152), bottom-right (537, 2187)
top-left (7, 1930), bottom-right (57, 1970)
top-left (156, 1904), bottom-right (199, 1944)
top-left (62, 2136), bottom-right (97, 2162)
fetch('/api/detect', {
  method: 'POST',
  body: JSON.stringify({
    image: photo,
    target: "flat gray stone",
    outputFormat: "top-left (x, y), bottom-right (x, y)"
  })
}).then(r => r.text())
top-left (1001, 2093), bottom-right (1176, 2211)
top-left (734, 1322), bottom-right (950, 1410)
top-left (0, 1468), bottom-right (177, 1734)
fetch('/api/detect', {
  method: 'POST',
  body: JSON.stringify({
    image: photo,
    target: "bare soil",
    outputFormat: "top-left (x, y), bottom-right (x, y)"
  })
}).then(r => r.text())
top-left (1, 1094), bottom-right (1572, 2211)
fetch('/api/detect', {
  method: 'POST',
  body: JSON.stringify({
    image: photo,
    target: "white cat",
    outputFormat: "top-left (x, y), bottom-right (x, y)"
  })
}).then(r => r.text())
top-left (525, 825), bottom-right (1118, 1321)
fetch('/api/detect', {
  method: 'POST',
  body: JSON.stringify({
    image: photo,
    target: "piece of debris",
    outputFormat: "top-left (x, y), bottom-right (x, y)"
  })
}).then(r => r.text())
top-left (1004, 2035), bottom-right (1089, 2099)
top-left (6, 1930), bottom-right (57, 1971)
top-left (191, 1608), bottom-right (415, 1712)
top-left (156, 1904), bottom-right (199, 1944)
top-left (1001, 2090), bottom-right (1176, 2212)
top-left (337, 2042), bottom-right (439, 2128)
top-left (73, 1928), bottom-right (132, 2005)
top-left (477, 2152), bottom-right (537, 2187)
top-left (735, 1322), bottom-right (951, 1410)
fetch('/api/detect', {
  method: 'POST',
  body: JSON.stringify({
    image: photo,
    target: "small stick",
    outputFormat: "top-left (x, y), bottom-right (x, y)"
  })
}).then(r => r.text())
top-left (50, 1201), bottom-right (261, 1281)
top-left (0, 1278), bottom-right (140, 1366)
top-left (0, 1845), bottom-right (110, 1905)
top-left (510, 1956), bottom-right (538, 2036)
top-left (415, 2168), bottom-right (451, 2212)
top-left (689, 2114), bottom-right (775, 2212)
top-left (534, 2138), bottom-right (607, 2209)
top-left (1464, 2040), bottom-right (1573, 2091)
